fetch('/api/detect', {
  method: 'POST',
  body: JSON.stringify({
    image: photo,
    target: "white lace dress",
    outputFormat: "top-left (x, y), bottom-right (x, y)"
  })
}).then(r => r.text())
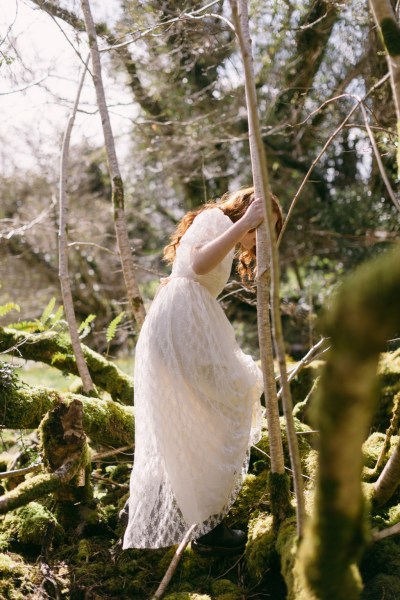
top-left (122, 207), bottom-right (263, 549)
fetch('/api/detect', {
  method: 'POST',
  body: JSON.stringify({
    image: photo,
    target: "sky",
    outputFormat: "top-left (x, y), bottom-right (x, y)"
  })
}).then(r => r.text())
top-left (0, 0), bottom-right (137, 177)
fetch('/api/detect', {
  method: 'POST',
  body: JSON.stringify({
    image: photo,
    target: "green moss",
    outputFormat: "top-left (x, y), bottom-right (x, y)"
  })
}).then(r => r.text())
top-left (210, 578), bottom-right (243, 599)
top-left (0, 552), bottom-right (36, 599)
top-left (381, 17), bottom-right (400, 57)
top-left (291, 360), bottom-right (324, 411)
top-left (227, 470), bottom-right (269, 528)
top-left (2, 501), bottom-right (63, 546)
top-left (362, 574), bottom-right (400, 600)
top-left (363, 432), bottom-right (386, 469)
top-left (164, 594), bottom-right (211, 600)
top-left (245, 513), bottom-right (278, 582)
top-left (269, 471), bottom-right (294, 526)
top-left (276, 516), bottom-right (298, 600)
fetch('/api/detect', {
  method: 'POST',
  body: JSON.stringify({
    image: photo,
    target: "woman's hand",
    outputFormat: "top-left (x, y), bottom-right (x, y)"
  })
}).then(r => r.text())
top-left (240, 198), bottom-right (264, 231)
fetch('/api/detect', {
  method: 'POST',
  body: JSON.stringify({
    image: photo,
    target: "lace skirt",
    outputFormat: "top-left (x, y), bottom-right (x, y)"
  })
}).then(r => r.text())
top-left (122, 277), bottom-right (263, 549)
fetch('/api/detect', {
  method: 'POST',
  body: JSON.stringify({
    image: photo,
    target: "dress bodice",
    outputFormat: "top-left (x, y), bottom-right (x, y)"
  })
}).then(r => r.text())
top-left (171, 207), bottom-right (235, 297)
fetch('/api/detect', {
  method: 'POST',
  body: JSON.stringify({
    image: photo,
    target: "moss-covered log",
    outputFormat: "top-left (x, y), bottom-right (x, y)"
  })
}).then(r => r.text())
top-left (0, 326), bottom-right (133, 404)
top-left (293, 244), bottom-right (400, 600)
top-left (0, 383), bottom-right (134, 447)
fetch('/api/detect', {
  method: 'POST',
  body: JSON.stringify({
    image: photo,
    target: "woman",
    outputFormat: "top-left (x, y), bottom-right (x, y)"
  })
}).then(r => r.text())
top-left (122, 186), bottom-right (283, 555)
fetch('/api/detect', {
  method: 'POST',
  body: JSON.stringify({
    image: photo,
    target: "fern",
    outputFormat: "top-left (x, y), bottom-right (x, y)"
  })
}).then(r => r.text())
top-left (40, 297), bottom-right (56, 325)
top-left (78, 314), bottom-right (96, 339)
top-left (51, 305), bottom-right (64, 324)
top-left (0, 302), bottom-right (20, 317)
top-left (7, 320), bottom-right (42, 333)
top-left (106, 312), bottom-right (126, 343)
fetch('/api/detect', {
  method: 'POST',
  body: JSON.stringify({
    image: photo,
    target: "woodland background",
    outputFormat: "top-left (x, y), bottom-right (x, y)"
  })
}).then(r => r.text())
top-left (0, 1), bottom-right (400, 599)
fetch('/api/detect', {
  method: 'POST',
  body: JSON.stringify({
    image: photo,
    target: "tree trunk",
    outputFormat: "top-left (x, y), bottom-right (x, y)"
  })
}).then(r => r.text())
top-left (369, 0), bottom-right (400, 177)
top-left (296, 244), bottom-right (400, 600)
top-left (59, 56), bottom-right (95, 395)
top-left (80, 0), bottom-right (146, 330)
top-left (231, 0), bottom-right (304, 533)
top-left (0, 326), bottom-right (133, 404)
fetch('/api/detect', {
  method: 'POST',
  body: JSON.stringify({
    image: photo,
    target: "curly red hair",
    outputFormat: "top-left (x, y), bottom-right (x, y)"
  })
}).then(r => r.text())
top-left (163, 187), bottom-right (283, 282)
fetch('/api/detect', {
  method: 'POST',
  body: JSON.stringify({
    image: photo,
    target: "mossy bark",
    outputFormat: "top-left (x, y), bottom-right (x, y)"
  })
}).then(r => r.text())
top-left (0, 326), bottom-right (133, 404)
top-left (295, 244), bottom-right (400, 600)
top-left (0, 383), bottom-right (134, 447)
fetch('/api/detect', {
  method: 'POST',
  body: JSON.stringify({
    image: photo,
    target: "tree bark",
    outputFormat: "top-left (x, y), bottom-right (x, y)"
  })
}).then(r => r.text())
top-left (59, 56), bottom-right (95, 395)
top-left (80, 0), bottom-right (146, 330)
top-left (369, 0), bottom-right (400, 176)
top-left (373, 391), bottom-right (400, 506)
top-left (0, 326), bottom-right (133, 404)
top-left (231, 0), bottom-right (304, 534)
top-left (296, 243), bottom-right (400, 600)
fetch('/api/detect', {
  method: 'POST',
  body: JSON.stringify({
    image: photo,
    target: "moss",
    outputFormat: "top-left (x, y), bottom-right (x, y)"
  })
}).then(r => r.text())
top-left (269, 471), bottom-right (294, 526)
top-left (381, 17), bottom-right (400, 57)
top-left (275, 516), bottom-right (298, 599)
top-left (0, 552), bottom-right (36, 599)
top-left (227, 470), bottom-right (269, 529)
top-left (361, 538), bottom-right (400, 584)
top-left (362, 574), bottom-right (400, 600)
top-left (2, 501), bottom-right (64, 546)
top-left (164, 595), bottom-right (211, 600)
top-left (363, 432), bottom-right (386, 469)
top-left (0, 326), bottom-right (134, 403)
top-left (245, 513), bottom-right (278, 583)
top-left (210, 579), bottom-right (243, 599)
top-left (291, 360), bottom-right (324, 411)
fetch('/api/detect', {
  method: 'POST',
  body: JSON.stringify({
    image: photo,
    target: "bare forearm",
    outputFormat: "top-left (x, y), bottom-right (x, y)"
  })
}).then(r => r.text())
top-left (191, 219), bottom-right (249, 275)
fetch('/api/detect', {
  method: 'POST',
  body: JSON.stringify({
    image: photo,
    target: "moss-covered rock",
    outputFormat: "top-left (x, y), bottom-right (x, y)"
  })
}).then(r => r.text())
top-left (1, 501), bottom-right (64, 547)
top-left (0, 552), bottom-right (36, 599)
top-left (245, 513), bottom-right (277, 583)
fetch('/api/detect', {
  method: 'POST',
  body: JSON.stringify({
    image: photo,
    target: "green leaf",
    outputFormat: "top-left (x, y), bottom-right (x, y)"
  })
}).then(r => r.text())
top-left (0, 303), bottom-right (20, 317)
top-left (78, 314), bottom-right (96, 333)
top-left (51, 305), bottom-right (64, 324)
top-left (106, 312), bottom-right (126, 343)
top-left (40, 297), bottom-right (56, 324)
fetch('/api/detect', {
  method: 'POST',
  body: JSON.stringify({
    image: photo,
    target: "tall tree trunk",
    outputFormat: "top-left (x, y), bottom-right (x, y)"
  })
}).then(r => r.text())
top-left (59, 57), bottom-right (95, 395)
top-left (80, 0), bottom-right (146, 330)
top-left (296, 244), bottom-right (400, 600)
top-left (369, 0), bottom-right (400, 176)
top-left (230, 0), bottom-right (304, 533)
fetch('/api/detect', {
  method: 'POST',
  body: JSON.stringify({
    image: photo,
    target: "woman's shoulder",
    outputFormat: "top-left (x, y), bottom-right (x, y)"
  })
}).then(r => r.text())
top-left (193, 206), bottom-right (231, 225)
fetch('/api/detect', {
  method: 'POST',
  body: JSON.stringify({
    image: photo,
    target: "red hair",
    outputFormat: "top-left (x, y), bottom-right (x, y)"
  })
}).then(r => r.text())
top-left (163, 187), bottom-right (283, 282)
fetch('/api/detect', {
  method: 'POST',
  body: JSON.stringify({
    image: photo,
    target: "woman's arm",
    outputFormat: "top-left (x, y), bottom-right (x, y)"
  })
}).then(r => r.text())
top-left (191, 198), bottom-right (264, 275)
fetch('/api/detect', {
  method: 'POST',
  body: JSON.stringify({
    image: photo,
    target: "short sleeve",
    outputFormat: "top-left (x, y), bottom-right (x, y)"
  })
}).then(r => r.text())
top-left (180, 208), bottom-right (232, 248)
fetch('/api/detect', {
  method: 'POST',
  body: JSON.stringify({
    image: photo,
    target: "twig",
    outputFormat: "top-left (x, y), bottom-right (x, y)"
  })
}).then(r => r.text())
top-left (91, 474), bottom-right (129, 490)
top-left (0, 462), bottom-right (42, 480)
top-left (279, 73), bottom-right (391, 242)
top-left (91, 445), bottom-right (133, 461)
top-left (151, 524), bottom-right (197, 599)
top-left (277, 337), bottom-right (329, 397)
top-left (59, 54), bottom-right (95, 394)
top-left (373, 522), bottom-right (400, 542)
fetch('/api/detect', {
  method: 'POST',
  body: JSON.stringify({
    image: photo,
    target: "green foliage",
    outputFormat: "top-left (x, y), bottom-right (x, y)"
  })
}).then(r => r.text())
top-left (0, 302), bottom-right (20, 317)
top-left (106, 311), bottom-right (126, 343)
top-left (78, 313), bottom-right (96, 339)
top-left (40, 297), bottom-right (56, 325)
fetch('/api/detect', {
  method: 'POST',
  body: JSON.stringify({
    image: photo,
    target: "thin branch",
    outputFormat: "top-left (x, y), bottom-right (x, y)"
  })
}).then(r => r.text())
top-left (0, 462), bottom-right (42, 480)
top-left (0, 75), bottom-right (48, 95)
top-left (59, 54), bottom-right (95, 394)
top-left (279, 74), bottom-right (391, 242)
top-left (151, 524), bottom-right (197, 600)
top-left (277, 337), bottom-right (329, 397)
